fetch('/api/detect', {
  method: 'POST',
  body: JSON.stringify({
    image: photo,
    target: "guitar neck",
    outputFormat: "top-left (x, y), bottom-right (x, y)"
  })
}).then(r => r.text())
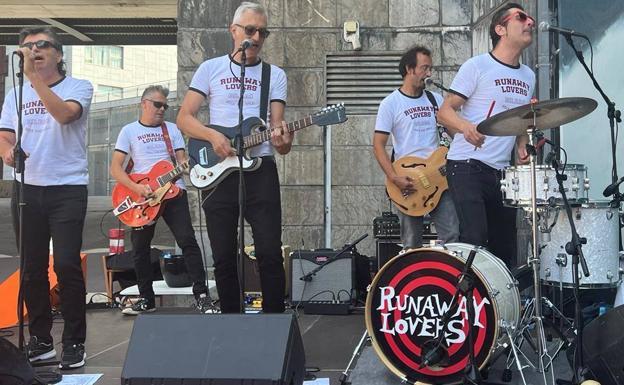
top-left (157, 161), bottom-right (189, 186)
top-left (243, 115), bottom-right (314, 149)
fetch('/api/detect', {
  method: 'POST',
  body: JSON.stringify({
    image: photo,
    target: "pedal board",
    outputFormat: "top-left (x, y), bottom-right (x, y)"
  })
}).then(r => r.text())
top-left (303, 301), bottom-right (351, 315)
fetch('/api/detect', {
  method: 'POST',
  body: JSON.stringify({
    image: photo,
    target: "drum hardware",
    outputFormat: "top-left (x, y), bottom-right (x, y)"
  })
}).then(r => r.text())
top-left (555, 254), bottom-right (568, 268)
top-left (478, 97), bottom-right (598, 385)
top-left (339, 330), bottom-right (370, 385)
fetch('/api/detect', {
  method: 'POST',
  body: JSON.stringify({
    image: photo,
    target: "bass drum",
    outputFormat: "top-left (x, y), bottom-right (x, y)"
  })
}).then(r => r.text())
top-left (365, 243), bottom-right (520, 384)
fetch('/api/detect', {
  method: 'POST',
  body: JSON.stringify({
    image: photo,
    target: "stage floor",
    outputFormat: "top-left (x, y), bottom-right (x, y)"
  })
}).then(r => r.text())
top-left (1, 306), bottom-right (578, 385)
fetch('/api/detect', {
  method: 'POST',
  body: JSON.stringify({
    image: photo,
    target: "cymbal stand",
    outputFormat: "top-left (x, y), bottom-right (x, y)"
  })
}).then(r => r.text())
top-left (524, 102), bottom-right (554, 385)
top-left (339, 330), bottom-right (370, 385)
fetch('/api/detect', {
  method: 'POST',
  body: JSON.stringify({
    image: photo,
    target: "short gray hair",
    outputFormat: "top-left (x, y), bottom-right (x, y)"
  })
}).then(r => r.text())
top-left (233, 2), bottom-right (267, 24)
top-left (141, 85), bottom-right (169, 100)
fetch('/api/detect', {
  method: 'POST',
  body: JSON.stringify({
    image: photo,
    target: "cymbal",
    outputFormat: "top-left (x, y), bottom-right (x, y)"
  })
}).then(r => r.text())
top-left (477, 97), bottom-right (598, 136)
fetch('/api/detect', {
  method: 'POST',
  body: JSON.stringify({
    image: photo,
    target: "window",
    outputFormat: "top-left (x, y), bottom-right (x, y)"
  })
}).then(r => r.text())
top-left (95, 85), bottom-right (123, 102)
top-left (84, 46), bottom-right (124, 69)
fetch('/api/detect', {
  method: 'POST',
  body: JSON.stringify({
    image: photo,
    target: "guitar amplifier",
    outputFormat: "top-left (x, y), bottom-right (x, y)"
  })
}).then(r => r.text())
top-left (244, 245), bottom-right (291, 295)
top-left (373, 212), bottom-right (400, 238)
top-left (376, 238), bottom-right (403, 271)
top-left (289, 249), bottom-right (355, 305)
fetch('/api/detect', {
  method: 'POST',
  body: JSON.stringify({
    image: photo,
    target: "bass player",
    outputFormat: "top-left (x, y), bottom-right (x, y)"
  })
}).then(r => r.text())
top-left (373, 45), bottom-right (459, 250)
top-left (110, 85), bottom-right (211, 315)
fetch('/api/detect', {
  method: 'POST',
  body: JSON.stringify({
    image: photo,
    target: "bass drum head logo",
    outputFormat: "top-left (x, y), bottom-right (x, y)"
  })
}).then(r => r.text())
top-left (365, 248), bottom-right (497, 384)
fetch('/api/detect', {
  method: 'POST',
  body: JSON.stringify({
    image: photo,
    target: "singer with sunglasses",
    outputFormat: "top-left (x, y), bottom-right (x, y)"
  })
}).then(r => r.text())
top-left (110, 85), bottom-right (212, 315)
top-left (177, 2), bottom-right (291, 313)
top-left (0, 27), bottom-right (93, 369)
top-left (437, 3), bottom-right (536, 266)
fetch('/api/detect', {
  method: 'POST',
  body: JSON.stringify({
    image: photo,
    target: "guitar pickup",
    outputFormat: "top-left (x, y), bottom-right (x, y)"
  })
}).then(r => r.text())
top-left (113, 197), bottom-right (133, 216)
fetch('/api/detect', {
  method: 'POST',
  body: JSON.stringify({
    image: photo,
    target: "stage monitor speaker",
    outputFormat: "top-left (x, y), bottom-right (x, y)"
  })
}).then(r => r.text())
top-left (121, 313), bottom-right (305, 385)
top-left (583, 304), bottom-right (624, 385)
top-left (376, 238), bottom-right (402, 271)
top-left (289, 249), bottom-right (355, 304)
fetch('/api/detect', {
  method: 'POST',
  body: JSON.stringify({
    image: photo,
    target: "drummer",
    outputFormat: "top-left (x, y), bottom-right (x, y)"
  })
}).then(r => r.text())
top-left (437, 3), bottom-right (536, 266)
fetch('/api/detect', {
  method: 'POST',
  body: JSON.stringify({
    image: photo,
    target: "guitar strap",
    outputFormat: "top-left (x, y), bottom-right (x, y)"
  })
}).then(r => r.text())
top-left (124, 122), bottom-right (177, 174)
top-left (424, 90), bottom-right (451, 148)
top-left (160, 122), bottom-right (178, 165)
top-left (259, 61), bottom-right (271, 123)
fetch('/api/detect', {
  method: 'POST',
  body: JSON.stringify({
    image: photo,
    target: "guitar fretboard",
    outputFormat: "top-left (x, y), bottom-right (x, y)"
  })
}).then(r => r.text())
top-left (157, 162), bottom-right (189, 186)
top-left (243, 116), bottom-right (314, 148)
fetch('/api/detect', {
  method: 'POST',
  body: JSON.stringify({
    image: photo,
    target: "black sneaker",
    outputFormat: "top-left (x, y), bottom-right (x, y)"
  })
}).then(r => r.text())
top-left (27, 336), bottom-right (56, 362)
top-left (122, 298), bottom-right (156, 315)
top-left (59, 343), bottom-right (86, 370)
top-left (195, 294), bottom-right (217, 313)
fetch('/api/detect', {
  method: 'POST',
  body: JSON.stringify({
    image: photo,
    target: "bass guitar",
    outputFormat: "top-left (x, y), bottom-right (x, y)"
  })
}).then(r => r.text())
top-left (112, 160), bottom-right (189, 227)
top-left (188, 104), bottom-right (347, 190)
top-left (385, 146), bottom-right (449, 217)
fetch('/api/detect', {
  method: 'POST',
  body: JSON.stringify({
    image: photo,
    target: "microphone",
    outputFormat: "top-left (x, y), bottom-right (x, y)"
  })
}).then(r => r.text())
top-left (13, 51), bottom-right (24, 59)
top-left (544, 151), bottom-right (557, 168)
top-left (424, 77), bottom-right (450, 92)
top-left (419, 339), bottom-right (449, 368)
top-left (602, 176), bottom-right (624, 197)
top-left (240, 39), bottom-right (254, 50)
top-left (538, 22), bottom-right (587, 38)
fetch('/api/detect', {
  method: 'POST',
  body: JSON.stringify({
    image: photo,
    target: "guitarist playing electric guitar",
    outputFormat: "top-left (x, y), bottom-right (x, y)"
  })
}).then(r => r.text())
top-left (373, 46), bottom-right (459, 250)
top-left (177, 2), bottom-right (291, 314)
top-left (110, 85), bottom-right (212, 315)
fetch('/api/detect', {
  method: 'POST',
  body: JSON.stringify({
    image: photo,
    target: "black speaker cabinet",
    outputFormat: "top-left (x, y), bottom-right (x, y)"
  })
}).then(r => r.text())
top-left (376, 238), bottom-right (402, 270)
top-left (289, 249), bottom-right (355, 304)
top-left (122, 313), bottom-right (305, 385)
top-left (583, 304), bottom-right (624, 385)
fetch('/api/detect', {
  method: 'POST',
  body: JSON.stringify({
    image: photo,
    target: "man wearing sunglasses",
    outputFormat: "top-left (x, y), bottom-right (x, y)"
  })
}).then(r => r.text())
top-left (0, 27), bottom-right (93, 369)
top-left (177, 2), bottom-right (291, 314)
top-left (438, 3), bottom-right (536, 266)
top-left (110, 85), bottom-right (212, 315)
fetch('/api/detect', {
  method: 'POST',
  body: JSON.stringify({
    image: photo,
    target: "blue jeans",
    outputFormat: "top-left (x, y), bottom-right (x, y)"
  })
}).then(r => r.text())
top-left (398, 190), bottom-right (459, 249)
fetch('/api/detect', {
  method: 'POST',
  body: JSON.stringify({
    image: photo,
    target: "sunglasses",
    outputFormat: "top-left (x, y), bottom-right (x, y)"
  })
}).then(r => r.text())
top-left (234, 23), bottom-right (270, 39)
top-left (501, 10), bottom-right (535, 26)
top-left (144, 99), bottom-right (169, 111)
top-left (19, 40), bottom-right (61, 50)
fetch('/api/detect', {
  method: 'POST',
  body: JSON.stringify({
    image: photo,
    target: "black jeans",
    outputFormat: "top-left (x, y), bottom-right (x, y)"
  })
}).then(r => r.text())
top-left (446, 159), bottom-right (514, 266)
top-left (202, 158), bottom-right (285, 313)
top-left (11, 183), bottom-right (87, 345)
top-left (131, 190), bottom-right (207, 301)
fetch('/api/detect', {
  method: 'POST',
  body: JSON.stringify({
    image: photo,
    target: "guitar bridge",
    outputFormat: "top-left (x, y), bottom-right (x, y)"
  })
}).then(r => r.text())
top-left (113, 197), bottom-right (133, 216)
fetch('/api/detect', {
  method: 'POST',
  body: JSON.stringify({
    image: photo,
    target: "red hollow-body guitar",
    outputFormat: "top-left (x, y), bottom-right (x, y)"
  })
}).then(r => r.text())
top-left (112, 160), bottom-right (189, 227)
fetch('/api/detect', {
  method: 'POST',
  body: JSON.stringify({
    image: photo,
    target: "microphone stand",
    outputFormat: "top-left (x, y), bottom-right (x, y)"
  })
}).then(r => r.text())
top-left (561, 34), bottom-right (623, 250)
top-left (15, 51), bottom-right (28, 352)
top-left (299, 233), bottom-right (368, 288)
top-left (12, 54), bottom-right (61, 381)
top-left (418, 247), bottom-right (503, 385)
top-left (550, 157), bottom-right (590, 385)
top-left (235, 46), bottom-right (247, 314)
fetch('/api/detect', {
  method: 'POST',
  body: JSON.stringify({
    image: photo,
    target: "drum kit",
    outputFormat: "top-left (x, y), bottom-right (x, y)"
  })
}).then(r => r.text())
top-left (343, 97), bottom-right (624, 385)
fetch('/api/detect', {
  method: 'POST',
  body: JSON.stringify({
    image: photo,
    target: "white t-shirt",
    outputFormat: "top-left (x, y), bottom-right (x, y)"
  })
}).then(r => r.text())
top-left (0, 76), bottom-right (93, 186)
top-left (115, 120), bottom-right (186, 189)
top-left (447, 53), bottom-right (535, 170)
top-left (375, 89), bottom-right (443, 159)
top-left (188, 54), bottom-right (287, 158)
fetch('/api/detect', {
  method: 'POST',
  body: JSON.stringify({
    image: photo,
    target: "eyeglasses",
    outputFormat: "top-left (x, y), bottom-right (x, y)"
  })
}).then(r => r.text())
top-left (19, 40), bottom-right (61, 51)
top-left (234, 24), bottom-right (270, 39)
top-left (144, 99), bottom-right (169, 111)
top-left (501, 10), bottom-right (535, 26)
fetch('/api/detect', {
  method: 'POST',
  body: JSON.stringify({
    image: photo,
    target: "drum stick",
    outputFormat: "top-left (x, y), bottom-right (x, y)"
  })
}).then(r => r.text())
top-left (474, 101), bottom-right (496, 151)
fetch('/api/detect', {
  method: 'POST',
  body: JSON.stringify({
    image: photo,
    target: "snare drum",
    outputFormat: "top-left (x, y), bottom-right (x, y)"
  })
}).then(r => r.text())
top-left (501, 164), bottom-right (589, 206)
top-left (366, 243), bottom-right (520, 384)
top-left (540, 201), bottom-right (620, 288)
